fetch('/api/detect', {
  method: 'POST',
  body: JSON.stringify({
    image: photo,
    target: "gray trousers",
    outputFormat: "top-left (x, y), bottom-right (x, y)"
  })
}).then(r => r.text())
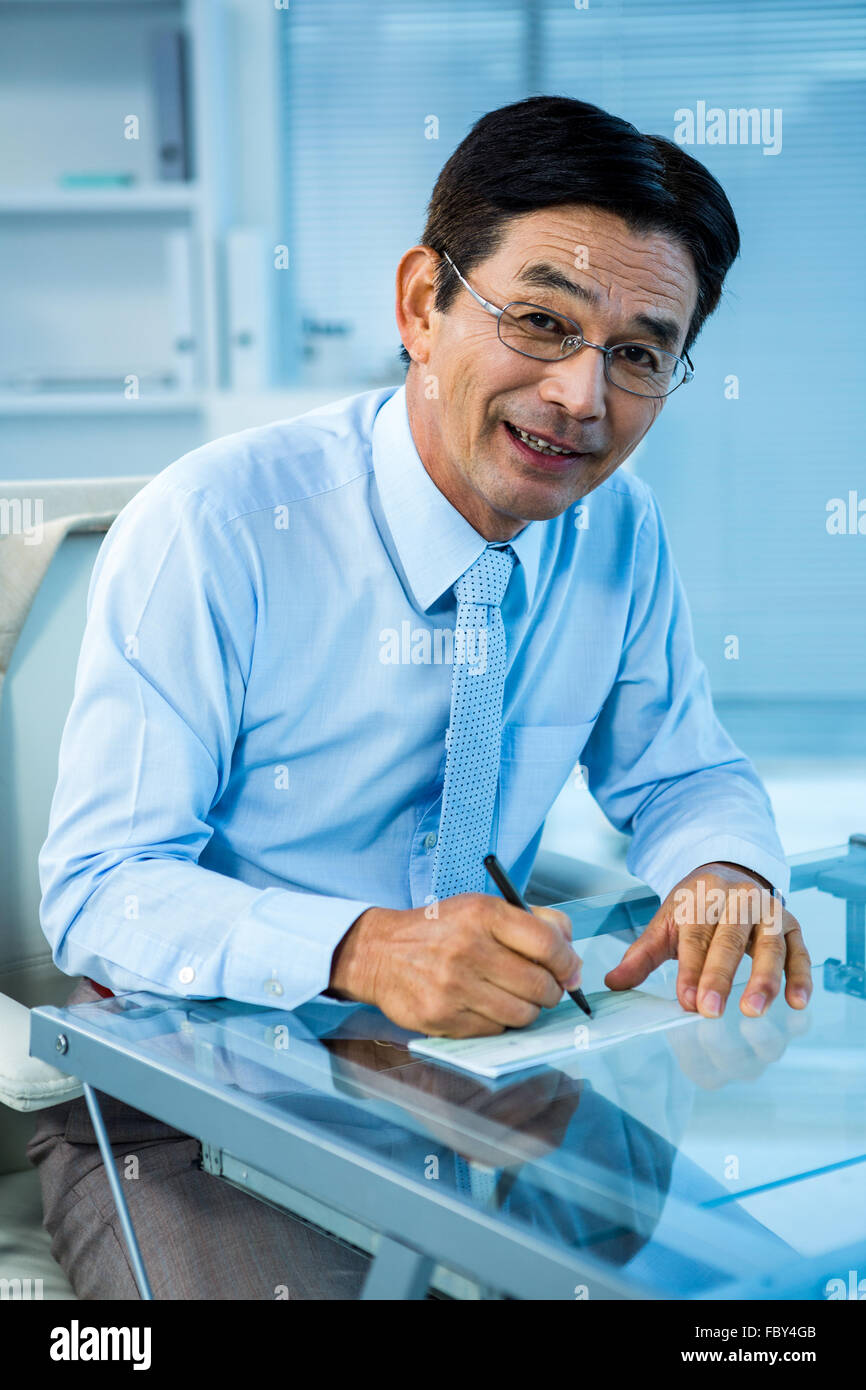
top-left (26, 977), bottom-right (370, 1300)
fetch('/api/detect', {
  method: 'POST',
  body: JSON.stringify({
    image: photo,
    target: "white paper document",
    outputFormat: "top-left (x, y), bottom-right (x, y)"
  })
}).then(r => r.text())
top-left (408, 989), bottom-right (700, 1078)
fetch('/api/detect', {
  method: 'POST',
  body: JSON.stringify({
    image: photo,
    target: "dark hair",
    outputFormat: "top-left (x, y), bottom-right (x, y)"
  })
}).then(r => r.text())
top-left (397, 94), bottom-right (739, 369)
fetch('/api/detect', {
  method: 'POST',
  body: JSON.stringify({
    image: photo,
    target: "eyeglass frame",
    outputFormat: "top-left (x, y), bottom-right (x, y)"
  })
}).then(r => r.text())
top-left (440, 250), bottom-right (695, 399)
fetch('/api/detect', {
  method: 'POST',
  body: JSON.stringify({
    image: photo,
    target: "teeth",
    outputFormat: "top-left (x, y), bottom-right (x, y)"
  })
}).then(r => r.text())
top-left (511, 424), bottom-right (575, 456)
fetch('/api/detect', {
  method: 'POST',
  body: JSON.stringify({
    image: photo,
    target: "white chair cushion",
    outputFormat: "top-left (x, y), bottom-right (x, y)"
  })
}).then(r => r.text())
top-left (0, 1168), bottom-right (78, 1299)
top-left (0, 992), bottom-right (82, 1112)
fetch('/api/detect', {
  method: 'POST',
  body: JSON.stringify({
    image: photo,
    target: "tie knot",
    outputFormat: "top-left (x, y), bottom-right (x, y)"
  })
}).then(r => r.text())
top-left (455, 545), bottom-right (516, 608)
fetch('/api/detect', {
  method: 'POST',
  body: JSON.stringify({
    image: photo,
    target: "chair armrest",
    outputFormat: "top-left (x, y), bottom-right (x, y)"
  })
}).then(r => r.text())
top-left (0, 993), bottom-right (82, 1112)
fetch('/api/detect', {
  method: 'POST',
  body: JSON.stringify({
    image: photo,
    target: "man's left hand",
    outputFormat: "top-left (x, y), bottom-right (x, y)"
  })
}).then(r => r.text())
top-left (604, 861), bottom-right (812, 1018)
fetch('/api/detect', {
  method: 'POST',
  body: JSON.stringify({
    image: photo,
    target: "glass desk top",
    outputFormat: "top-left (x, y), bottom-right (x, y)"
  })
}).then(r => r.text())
top-left (31, 841), bottom-right (866, 1300)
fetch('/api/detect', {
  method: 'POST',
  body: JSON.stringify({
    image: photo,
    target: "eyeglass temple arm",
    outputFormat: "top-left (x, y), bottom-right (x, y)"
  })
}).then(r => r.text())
top-left (441, 251), bottom-right (504, 319)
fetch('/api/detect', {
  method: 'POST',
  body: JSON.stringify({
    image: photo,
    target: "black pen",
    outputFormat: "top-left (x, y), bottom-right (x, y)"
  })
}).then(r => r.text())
top-left (483, 853), bottom-right (592, 1018)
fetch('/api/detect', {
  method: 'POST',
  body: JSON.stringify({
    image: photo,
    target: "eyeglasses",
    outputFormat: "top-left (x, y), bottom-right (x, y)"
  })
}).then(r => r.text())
top-left (441, 251), bottom-right (694, 400)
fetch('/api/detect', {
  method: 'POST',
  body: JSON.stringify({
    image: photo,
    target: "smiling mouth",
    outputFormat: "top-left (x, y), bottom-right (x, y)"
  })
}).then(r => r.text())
top-left (504, 420), bottom-right (583, 461)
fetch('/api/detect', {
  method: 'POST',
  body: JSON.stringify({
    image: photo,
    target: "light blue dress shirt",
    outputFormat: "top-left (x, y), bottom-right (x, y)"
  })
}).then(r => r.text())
top-left (39, 383), bottom-right (790, 1009)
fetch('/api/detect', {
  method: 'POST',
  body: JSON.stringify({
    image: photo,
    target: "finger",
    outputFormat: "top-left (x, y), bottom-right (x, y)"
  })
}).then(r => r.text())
top-left (782, 924), bottom-right (813, 1009)
top-left (434, 1009), bottom-right (507, 1040)
top-left (463, 977), bottom-right (544, 1032)
top-left (532, 905), bottom-right (573, 943)
top-left (479, 940), bottom-right (566, 1011)
top-left (604, 917), bottom-right (673, 991)
top-left (739, 917), bottom-right (786, 1017)
top-left (694, 919), bottom-right (752, 1017)
top-left (676, 877), bottom-right (760, 1015)
top-left (492, 906), bottom-right (582, 988)
top-left (674, 878), bottom-right (760, 1012)
top-left (673, 921), bottom-right (715, 1012)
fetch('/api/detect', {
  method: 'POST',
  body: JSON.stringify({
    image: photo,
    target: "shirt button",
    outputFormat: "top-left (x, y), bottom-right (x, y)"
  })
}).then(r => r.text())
top-left (424, 832), bottom-right (438, 851)
top-left (178, 966), bottom-right (195, 985)
top-left (265, 979), bottom-right (284, 997)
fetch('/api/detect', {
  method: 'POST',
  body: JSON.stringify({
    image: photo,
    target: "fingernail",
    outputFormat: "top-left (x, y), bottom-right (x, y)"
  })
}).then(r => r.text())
top-left (791, 987), bottom-right (808, 1007)
top-left (565, 963), bottom-right (583, 990)
top-left (744, 993), bottom-right (767, 1016)
top-left (702, 990), bottom-right (722, 1017)
top-left (682, 986), bottom-right (697, 1010)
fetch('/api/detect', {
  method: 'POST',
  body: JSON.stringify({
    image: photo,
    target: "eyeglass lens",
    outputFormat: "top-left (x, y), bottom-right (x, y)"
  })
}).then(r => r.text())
top-left (497, 303), bottom-right (686, 397)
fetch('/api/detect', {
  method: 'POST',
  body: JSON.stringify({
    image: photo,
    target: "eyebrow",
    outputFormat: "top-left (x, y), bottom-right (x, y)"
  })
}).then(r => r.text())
top-left (513, 261), bottom-right (684, 353)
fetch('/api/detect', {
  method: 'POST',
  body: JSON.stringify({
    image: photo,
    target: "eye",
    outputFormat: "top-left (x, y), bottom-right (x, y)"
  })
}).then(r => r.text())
top-left (614, 344), bottom-right (662, 372)
top-left (524, 311), bottom-right (570, 335)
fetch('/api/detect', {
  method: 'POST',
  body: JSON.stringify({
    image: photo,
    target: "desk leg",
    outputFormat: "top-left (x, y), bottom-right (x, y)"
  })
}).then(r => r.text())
top-left (83, 1084), bottom-right (154, 1301)
top-left (361, 1235), bottom-right (434, 1301)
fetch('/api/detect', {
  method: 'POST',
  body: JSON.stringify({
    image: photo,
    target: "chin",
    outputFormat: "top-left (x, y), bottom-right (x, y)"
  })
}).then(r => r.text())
top-left (518, 470), bottom-right (595, 513)
top-left (495, 491), bottom-right (573, 525)
top-left (524, 500), bottom-right (575, 523)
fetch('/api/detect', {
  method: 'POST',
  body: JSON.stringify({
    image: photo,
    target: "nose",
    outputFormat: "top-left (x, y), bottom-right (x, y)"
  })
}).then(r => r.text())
top-left (538, 343), bottom-right (608, 423)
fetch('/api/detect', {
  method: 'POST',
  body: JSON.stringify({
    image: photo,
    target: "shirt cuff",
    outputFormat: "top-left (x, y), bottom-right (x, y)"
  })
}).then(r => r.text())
top-left (223, 888), bottom-right (376, 1009)
top-left (632, 835), bottom-right (791, 908)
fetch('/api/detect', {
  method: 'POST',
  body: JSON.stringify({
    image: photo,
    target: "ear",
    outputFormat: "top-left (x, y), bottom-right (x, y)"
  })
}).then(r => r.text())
top-left (395, 245), bottom-right (441, 368)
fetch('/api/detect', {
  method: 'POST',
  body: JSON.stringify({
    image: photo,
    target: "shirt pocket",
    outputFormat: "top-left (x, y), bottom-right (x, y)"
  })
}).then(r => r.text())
top-left (497, 721), bottom-right (597, 865)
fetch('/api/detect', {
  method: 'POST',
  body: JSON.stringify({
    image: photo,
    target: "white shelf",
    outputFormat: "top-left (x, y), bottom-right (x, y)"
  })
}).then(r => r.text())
top-left (0, 391), bottom-right (203, 415)
top-left (0, 184), bottom-right (201, 214)
top-left (0, 1), bottom-right (177, 8)
top-left (0, 0), bottom-right (286, 470)
top-left (0, 387), bottom-right (370, 421)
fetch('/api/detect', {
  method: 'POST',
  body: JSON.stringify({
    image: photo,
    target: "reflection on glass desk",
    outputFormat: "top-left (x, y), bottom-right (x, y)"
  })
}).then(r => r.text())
top-left (29, 839), bottom-right (866, 1300)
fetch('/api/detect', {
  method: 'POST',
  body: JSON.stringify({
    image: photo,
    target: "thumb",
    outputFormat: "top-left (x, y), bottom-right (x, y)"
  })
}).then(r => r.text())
top-left (604, 917), bottom-right (672, 990)
top-left (531, 905), bottom-right (573, 943)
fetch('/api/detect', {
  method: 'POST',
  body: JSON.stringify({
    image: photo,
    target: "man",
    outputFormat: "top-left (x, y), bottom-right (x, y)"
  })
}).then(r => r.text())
top-left (29, 95), bottom-right (810, 1299)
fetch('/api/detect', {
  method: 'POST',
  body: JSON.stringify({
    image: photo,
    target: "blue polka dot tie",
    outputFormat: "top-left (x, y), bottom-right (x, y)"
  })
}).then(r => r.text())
top-left (454, 1154), bottom-right (501, 1208)
top-left (431, 544), bottom-right (516, 900)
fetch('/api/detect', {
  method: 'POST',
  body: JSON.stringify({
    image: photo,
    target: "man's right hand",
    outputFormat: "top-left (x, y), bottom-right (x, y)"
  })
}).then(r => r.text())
top-left (327, 895), bottom-right (583, 1038)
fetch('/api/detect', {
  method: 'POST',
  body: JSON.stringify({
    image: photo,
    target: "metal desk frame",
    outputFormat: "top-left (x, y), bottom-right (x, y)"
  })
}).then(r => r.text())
top-left (29, 836), bottom-right (866, 1300)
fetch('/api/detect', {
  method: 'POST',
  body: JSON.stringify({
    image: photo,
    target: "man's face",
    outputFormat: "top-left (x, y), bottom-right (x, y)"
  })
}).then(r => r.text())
top-left (401, 205), bottom-right (699, 540)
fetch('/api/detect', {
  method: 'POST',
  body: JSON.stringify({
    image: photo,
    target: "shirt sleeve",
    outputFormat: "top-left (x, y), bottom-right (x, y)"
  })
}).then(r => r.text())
top-left (38, 476), bottom-right (375, 1008)
top-left (580, 486), bottom-right (790, 906)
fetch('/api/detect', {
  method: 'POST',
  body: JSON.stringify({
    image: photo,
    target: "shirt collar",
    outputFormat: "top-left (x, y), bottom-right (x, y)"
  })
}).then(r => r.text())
top-left (371, 384), bottom-right (542, 613)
